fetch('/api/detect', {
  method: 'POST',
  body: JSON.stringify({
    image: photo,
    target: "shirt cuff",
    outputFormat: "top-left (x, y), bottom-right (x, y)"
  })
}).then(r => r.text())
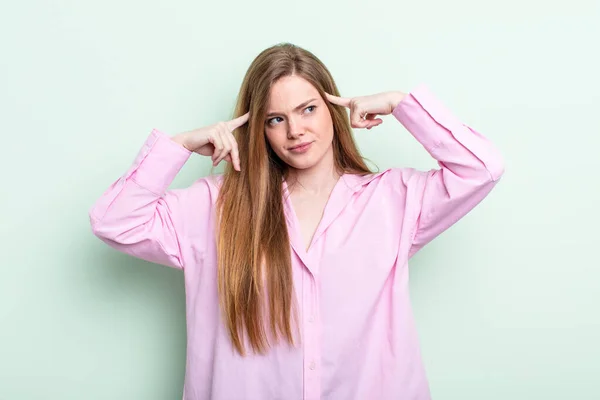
top-left (126, 128), bottom-right (192, 195)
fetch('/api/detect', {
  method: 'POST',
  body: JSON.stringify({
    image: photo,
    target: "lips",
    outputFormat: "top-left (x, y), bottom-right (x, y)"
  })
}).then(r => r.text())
top-left (289, 142), bottom-right (312, 150)
top-left (288, 141), bottom-right (313, 154)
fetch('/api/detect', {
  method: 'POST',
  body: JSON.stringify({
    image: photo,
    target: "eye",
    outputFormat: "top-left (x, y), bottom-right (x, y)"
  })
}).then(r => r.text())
top-left (266, 106), bottom-right (317, 127)
top-left (304, 105), bottom-right (316, 114)
top-left (267, 116), bottom-right (283, 126)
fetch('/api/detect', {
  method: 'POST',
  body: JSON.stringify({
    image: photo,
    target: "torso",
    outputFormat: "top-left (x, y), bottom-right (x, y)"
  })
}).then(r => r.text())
top-left (289, 190), bottom-right (332, 252)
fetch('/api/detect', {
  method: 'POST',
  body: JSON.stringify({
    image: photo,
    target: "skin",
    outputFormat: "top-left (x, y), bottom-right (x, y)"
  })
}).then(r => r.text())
top-left (263, 75), bottom-right (407, 194)
top-left (264, 75), bottom-right (338, 193)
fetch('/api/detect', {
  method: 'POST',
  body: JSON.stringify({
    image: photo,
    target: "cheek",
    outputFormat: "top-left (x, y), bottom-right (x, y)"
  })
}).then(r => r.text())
top-left (315, 108), bottom-right (333, 128)
top-left (316, 114), bottom-right (334, 141)
top-left (265, 130), bottom-right (286, 154)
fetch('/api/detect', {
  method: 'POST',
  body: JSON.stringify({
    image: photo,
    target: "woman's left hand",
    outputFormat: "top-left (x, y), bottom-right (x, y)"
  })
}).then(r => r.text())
top-left (325, 91), bottom-right (407, 130)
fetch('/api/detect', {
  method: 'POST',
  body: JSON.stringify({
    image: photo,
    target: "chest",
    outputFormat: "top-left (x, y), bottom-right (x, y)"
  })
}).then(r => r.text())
top-left (290, 193), bottom-right (330, 252)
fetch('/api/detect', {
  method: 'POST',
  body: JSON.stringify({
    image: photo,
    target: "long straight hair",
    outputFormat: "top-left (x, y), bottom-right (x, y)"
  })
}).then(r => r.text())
top-left (216, 43), bottom-right (372, 355)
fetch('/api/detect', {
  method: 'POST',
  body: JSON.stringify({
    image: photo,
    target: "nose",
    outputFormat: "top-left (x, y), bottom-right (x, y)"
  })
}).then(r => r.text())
top-left (287, 116), bottom-right (305, 139)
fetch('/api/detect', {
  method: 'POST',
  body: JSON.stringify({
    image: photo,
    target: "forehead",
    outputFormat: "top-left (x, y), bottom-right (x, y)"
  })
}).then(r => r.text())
top-left (267, 75), bottom-right (320, 108)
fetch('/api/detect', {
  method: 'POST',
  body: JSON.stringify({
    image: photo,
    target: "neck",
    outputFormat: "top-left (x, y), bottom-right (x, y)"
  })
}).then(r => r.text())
top-left (286, 161), bottom-right (341, 196)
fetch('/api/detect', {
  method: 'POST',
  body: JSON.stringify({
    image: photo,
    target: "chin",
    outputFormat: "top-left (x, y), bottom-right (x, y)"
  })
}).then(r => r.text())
top-left (285, 160), bottom-right (316, 170)
top-left (281, 149), bottom-right (326, 171)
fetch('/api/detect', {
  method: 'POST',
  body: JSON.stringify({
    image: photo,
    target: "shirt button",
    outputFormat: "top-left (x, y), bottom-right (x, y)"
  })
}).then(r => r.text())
top-left (309, 361), bottom-right (316, 370)
top-left (308, 315), bottom-right (315, 323)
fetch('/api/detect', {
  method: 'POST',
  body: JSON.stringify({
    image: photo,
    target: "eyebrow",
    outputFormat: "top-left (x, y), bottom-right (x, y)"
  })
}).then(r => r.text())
top-left (266, 98), bottom-right (318, 118)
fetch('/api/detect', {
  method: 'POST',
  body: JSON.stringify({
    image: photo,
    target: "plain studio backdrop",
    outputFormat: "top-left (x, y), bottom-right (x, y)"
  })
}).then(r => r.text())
top-left (1, 0), bottom-right (599, 399)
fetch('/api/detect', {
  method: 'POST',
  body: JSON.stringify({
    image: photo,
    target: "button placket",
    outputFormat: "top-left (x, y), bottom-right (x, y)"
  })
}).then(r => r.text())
top-left (302, 271), bottom-right (321, 400)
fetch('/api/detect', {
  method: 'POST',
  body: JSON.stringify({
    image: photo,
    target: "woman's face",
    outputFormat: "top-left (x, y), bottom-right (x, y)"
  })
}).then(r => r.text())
top-left (264, 75), bottom-right (335, 172)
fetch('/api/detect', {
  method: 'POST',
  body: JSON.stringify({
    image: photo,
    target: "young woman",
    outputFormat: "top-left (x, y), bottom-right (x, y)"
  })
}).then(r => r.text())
top-left (89, 42), bottom-right (504, 399)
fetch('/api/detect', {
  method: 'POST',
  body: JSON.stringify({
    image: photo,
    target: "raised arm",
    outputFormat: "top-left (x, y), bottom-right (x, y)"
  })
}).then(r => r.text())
top-left (89, 113), bottom-right (249, 269)
top-left (89, 129), bottom-right (195, 269)
top-left (390, 85), bottom-right (505, 258)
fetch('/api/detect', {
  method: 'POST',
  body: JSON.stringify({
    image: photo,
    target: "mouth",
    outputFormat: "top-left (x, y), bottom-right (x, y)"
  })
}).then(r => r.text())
top-left (288, 141), bottom-right (314, 153)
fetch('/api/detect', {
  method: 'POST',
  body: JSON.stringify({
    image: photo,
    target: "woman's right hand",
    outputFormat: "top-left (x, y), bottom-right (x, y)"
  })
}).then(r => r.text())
top-left (171, 112), bottom-right (250, 171)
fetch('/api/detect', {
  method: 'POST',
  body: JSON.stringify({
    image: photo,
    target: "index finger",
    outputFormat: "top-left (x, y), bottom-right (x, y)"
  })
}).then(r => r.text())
top-left (226, 112), bottom-right (250, 132)
top-left (325, 92), bottom-right (351, 108)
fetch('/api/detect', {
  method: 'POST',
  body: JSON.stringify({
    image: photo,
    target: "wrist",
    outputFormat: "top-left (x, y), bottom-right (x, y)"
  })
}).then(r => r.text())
top-left (171, 132), bottom-right (192, 151)
top-left (389, 91), bottom-right (407, 109)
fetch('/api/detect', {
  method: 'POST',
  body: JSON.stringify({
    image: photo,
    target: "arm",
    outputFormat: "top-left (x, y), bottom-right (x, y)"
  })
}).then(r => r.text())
top-left (89, 129), bottom-right (198, 270)
top-left (391, 84), bottom-right (505, 258)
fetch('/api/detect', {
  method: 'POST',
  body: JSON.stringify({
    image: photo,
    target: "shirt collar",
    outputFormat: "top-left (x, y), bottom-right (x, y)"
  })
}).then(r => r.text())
top-left (340, 169), bottom-right (389, 193)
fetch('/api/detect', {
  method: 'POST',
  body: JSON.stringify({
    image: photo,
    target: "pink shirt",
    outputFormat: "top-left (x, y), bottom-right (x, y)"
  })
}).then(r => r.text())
top-left (89, 84), bottom-right (504, 400)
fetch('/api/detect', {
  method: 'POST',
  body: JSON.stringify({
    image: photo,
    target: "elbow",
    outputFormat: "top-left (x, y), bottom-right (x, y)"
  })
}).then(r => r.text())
top-left (475, 156), bottom-right (505, 198)
top-left (486, 142), bottom-right (506, 183)
top-left (89, 211), bottom-right (111, 241)
top-left (488, 152), bottom-right (505, 183)
top-left (473, 160), bottom-right (504, 194)
top-left (455, 154), bottom-right (505, 196)
top-left (88, 208), bottom-right (154, 247)
top-left (488, 160), bottom-right (505, 183)
top-left (88, 209), bottom-right (123, 243)
top-left (472, 147), bottom-right (505, 184)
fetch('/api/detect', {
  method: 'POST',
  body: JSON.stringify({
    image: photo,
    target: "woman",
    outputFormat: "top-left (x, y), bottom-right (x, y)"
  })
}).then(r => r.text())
top-left (89, 42), bottom-right (504, 399)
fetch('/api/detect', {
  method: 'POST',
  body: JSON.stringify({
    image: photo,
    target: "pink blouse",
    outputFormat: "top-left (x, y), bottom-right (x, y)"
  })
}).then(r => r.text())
top-left (89, 84), bottom-right (505, 400)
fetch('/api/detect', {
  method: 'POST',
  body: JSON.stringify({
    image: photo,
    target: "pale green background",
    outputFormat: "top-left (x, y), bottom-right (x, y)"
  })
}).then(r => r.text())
top-left (1, 0), bottom-right (599, 399)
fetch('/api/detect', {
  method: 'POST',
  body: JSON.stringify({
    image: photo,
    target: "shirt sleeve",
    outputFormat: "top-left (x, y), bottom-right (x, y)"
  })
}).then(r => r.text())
top-left (391, 84), bottom-right (505, 259)
top-left (88, 128), bottom-right (199, 270)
